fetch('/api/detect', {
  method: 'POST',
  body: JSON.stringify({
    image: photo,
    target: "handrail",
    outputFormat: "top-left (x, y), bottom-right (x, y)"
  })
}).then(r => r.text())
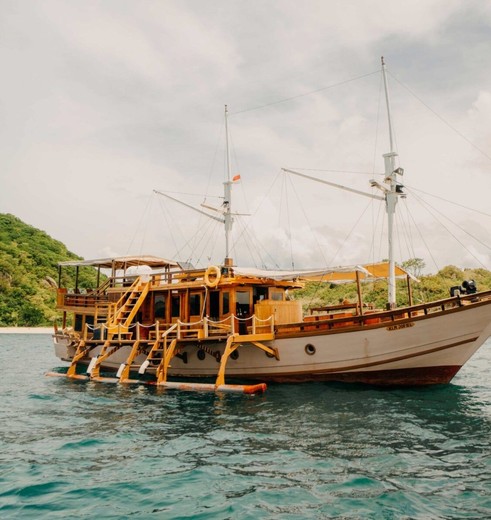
top-left (113, 276), bottom-right (142, 310)
top-left (94, 278), bottom-right (112, 295)
top-left (276, 290), bottom-right (491, 333)
top-left (162, 322), bottom-right (178, 338)
top-left (58, 291), bottom-right (110, 307)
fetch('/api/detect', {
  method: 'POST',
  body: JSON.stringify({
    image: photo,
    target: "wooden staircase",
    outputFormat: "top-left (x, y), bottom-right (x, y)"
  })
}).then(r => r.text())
top-left (137, 323), bottom-right (178, 378)
top-left (107, 277), bottom-right (150, 335)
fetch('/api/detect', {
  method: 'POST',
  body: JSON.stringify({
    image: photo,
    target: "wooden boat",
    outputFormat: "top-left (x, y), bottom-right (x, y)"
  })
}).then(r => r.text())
top-left (50, 59), bottom-right (491, 392)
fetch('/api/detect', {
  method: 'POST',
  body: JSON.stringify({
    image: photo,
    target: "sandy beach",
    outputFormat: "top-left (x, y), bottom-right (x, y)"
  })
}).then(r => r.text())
top-left (0, 327), bottom-right (54, 334)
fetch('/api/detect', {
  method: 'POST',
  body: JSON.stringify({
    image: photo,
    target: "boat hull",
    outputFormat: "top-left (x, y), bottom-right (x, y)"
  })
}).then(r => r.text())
top-left (52, 298), bottom-right (491, 386)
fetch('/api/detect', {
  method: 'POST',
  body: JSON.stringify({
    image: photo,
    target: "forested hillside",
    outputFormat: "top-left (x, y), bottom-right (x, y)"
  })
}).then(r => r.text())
top-left (0, 214), bottom-right (96, 326)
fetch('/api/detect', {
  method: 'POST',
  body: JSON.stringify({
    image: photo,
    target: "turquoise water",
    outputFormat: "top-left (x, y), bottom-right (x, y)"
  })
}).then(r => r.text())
top-left (1, 334), bottom-right (490, 519)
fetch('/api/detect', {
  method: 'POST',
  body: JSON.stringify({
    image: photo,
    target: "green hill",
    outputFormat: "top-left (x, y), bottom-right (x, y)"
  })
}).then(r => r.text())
top-left (0, 213), bottom-right (98, 326)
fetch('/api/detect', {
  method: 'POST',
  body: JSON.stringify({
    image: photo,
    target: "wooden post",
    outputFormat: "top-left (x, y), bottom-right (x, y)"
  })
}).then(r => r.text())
top-left (356, 271), bottom-right (364, 316)
top-left (407, 275), bottom-right (413, 306)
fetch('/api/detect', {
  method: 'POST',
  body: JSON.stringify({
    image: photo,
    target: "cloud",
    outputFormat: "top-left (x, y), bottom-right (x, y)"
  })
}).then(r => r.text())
top-left (1, 0), bottom-right (491, 272)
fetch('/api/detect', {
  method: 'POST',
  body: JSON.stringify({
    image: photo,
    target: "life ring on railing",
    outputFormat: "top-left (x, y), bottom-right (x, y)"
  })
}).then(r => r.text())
top-left (204, 265), bottom-right (221, 288)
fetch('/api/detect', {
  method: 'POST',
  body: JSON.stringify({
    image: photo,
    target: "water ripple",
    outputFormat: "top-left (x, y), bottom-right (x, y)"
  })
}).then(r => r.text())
top-left (0, 334), bottom-right (490, 518)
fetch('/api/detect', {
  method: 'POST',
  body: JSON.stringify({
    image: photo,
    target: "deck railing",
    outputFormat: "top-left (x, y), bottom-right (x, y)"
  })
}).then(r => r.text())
top-left (71, 289), bottom-right (491, 342)
top-left (278, 290), bottom-right (491, 334)
top-left (81, 314), bottom-right (276, 342)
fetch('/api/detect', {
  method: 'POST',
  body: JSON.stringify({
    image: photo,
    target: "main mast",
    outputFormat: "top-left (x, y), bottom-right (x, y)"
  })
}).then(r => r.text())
top-left (223, 105), bottom-right (234, 268)
top-left (381, 56), bottom-right (403, 308)
top-left (154, 105), bottom-right (239, 269)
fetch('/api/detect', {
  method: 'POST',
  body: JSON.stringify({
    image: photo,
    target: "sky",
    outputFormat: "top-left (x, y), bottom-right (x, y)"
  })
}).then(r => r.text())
top-left (1, 0), bottom-right (491, 274)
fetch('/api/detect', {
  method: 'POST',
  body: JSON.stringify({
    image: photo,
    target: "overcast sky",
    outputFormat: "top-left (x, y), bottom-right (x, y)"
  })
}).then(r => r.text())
top-left (1, 0), bottom-right (491, 273)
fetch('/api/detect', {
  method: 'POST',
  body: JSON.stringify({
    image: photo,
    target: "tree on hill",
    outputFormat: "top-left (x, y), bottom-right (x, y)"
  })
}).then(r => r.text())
top-left (0, 213), bottom-right (98, 326)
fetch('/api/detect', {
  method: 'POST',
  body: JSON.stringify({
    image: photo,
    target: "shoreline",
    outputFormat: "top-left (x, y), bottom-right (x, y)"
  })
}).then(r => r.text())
top-left (0, 327), bottom-right (54, 334)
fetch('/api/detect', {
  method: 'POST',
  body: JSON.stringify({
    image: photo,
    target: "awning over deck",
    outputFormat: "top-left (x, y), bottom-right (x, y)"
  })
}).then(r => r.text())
top-left (234, 261), bottom-right (417, 284)
top-left (58, 255), bottom-right (179, 270)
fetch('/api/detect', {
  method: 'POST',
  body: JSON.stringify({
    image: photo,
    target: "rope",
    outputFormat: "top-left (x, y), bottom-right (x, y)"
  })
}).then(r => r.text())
top-left (286, 172), bottom-right (329, 267)
top-left (405, 184), bottom-right (491, 219)
top-left (125, 192), bottom-right (154, 257)
top-left (408, 188), bottom-right (490, 269)
top-left (285, 174), bottom-right (295, 269)
top-left (389, 72), bottom-right (491, 163)
top-left (230, 70), bottom-right (379, 115)
top-left (253, 316), bottom-right (273, 323)
top-left (403, 194), bottom-right (440, 273)
top-left (284, 168), bottom-right (383, 176)
top-left (229, 169), bottom-right (283, 269)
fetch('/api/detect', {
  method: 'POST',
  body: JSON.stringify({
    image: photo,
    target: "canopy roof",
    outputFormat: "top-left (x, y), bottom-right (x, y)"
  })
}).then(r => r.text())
top-left (58, 255), bottom-right (179, 270)
top-left (234, 261), bottom-right (417, 284)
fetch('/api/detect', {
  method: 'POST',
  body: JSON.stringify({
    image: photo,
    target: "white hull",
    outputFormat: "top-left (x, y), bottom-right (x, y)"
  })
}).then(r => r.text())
top-left (53, 298), bottom-right (491, 385)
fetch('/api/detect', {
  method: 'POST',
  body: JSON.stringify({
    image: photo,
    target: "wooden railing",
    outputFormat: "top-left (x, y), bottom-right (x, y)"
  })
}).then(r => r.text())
top-left (277, 290), bottom-right (491, 334)
top-left (81, 314), bottom-right (276, 343)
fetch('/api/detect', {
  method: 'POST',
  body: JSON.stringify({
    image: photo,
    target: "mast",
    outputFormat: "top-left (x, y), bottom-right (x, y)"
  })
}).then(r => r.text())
top-left (155, 106), bottom-right (242, 269)
top-left (284, 58), bottom-right (404, 309)
top-left (223, 105), bottom-right (234, 267)
top-left (381, 56), bottom-right (403, 309)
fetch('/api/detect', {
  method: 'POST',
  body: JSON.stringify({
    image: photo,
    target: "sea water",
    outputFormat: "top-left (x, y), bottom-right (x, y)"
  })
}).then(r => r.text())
top-left (0, 334), bottom-right (490, 519)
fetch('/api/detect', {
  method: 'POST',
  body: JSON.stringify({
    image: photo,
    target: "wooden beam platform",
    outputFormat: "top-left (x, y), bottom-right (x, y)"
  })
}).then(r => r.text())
top-left (45, 371), bottom-right (266, 394)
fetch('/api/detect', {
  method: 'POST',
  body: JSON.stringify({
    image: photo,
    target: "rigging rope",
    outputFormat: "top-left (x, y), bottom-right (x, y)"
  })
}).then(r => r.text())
top-left (283, 167), bottom-right (382, 175)
top-left (230, 70), bottom-right (379, 115)
top-left (305, 198), bottom-right (374, 309)
top-left (229, 169), bottom-right (283, 269)
top-left (398, 198), bottom-right (418, 264)
top-left (372, 72), bottom-right (384, 175)
top-left (408, 188), bottom-right (490, 269)
top-left (125, 192), bottom-right (154, 257)
top-left (286, 172), bottom-right (329, 267)
top-left (157, 195), bottom-right (182, 259)
top-left (403, 195), bottom-right (440, 273)
top-left (285, 174), bottom-right (295, 269)
top-left (406, 184), bottom-right (491, 219)
top-left (389, 72), bottom-right (491, 163)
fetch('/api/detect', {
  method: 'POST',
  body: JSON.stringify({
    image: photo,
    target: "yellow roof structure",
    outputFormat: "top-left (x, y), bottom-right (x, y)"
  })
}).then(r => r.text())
top-left (235, 261), bottom-right (417, 284)
top-left (304, 262), bottom-right (418, 284)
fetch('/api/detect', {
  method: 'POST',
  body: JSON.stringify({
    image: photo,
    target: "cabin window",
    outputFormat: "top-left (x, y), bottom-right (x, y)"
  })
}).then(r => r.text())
top-left (210, 291), bottom-right (220, 320)
top-left (171, 293), bottom-right (180, 318)
top-left (236, 290), bottom-right (251, 317)
top-left (270, 289), bottom-right (284, 301)
top-left (154, 294), bottom-right (166, 319)
top-left (253, 287), bottom-right (268, 304)
top-left (189, 293), bottom-right (202, 316)
top-left (222, 291), bottom-right (230, 315)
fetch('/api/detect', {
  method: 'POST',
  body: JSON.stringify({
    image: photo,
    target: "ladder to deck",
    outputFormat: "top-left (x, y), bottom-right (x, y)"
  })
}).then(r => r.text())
top-left (139, 321), bottom-right (278, 387)
top-left (137, 323), bottom-right (178, 378)
top-left (107, 278), bottom-right (150, 335)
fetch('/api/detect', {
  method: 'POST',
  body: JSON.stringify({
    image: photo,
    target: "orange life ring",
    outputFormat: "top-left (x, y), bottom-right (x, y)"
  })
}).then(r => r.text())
top-left (204, 265), bottom-right (221, 288)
